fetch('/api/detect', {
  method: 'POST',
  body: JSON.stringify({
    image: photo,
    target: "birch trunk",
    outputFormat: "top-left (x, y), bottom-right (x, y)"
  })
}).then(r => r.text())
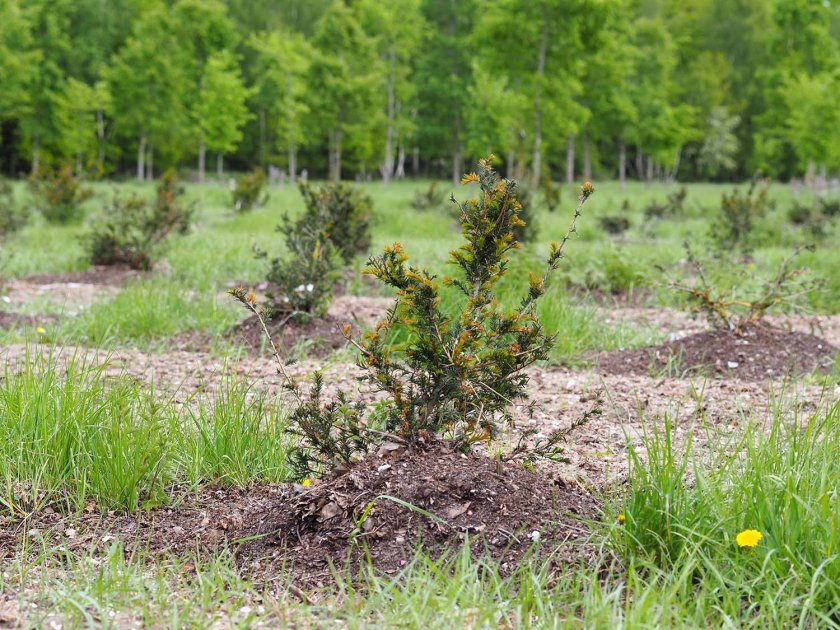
top-left (565, 135), bottom-right (575, 184)
top-left (137, 135), bottom-right (146, 181)
top-left (532, 12), bottom-right (548, 188)
top-left (451, 116), bottom-right (462, 187)
top-left (147, 141), bottom-right (154, 181)
top-left (198, 137), bottom-right (205, 183)
top-left (96, 109), bottom-right (106, 166)
top-left (381, 47), bottom-right (396, 183)
top-left (582, 131), bottom-right (592, 181)
top-left (288, 147), bottom-right (297, 183)
top-left (395, 144), bottom-right (406, 178)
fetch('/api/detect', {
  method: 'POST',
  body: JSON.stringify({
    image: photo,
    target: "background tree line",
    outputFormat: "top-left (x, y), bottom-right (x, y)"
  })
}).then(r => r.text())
top-left (0, 0), bottom-right (838, 184)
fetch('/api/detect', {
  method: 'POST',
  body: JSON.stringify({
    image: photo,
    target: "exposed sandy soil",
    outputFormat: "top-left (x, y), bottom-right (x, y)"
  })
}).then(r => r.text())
top-left (2, 266), bottom-right (143, 316)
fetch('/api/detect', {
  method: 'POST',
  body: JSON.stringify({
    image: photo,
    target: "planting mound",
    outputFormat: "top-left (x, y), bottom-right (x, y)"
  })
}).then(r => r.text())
top-left (598, 324), bottom-right (837, 380)
top-left (0, 445), bottom-right (600, 590)
top-left (247, 442), bottom-right (600, 586)
top-left (231, 312), bottom-right (353, 358)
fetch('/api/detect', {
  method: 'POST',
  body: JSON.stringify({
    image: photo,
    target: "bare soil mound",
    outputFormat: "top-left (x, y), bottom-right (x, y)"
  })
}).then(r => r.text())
top-left (598, 324), bottom-right (837, 380)
top-left (245, 443), bottom-right (600, 586)
top-left (0, 445), bottom-right (600, 590)
top-left (230, 313), bottom-right (353, 358)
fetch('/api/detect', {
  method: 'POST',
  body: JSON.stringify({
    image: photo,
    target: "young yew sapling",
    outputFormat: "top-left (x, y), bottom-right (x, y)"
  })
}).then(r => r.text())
top-left (232, 159), bottom-right (594, 478)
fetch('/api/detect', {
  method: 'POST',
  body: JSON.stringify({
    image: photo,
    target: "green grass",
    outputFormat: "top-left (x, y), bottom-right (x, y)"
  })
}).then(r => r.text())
top-left (0, 348), bottom-right (293, 514)
top-left (2, 386), bottom-right (837, 628)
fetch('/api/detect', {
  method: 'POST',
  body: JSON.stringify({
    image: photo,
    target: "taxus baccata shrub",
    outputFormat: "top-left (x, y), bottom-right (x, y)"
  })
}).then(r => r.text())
top-left (711, 178), bottom-right (774, 253)
top-left (0, 182), bottom-right (28, 237)
top-left (259, 204), bottom-right (341, 318)
top-left (83, 170), bottom-right (193, 270)
top-left (30, 165), bottom-right (93, 224)
top-left (298, 181), bottom-right (373, 263)
top-left (233, 168), bottom-right (268, 212)
top-left (410, 182), bottom-right (446, 212)
top-left (232, 159), bottom-right (595, 478)
top-left (662, 243), bottom-right (819, 334)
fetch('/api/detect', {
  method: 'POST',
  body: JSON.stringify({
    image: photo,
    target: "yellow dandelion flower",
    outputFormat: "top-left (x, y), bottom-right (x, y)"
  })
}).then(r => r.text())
top-left (36, 327), bottom-right (46, 335)
top-left (736, 529), bottom-right (762, 548)
top-left (617, 513), bottom-right (626, 524)
top-left (301, 479), bottom-right (312, 487)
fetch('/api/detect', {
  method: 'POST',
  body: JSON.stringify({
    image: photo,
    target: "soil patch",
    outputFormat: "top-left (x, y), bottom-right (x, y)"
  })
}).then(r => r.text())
top-left (25, 265), bottom-right (143, 287)
top-left (0, 312), bottom-right (56, 331)
top-left (186, 295), bottom-right (394, 358)
top-left (0, 445), bottom-right (599, 590)
top-left (597, 324), bottom-right (837, 380)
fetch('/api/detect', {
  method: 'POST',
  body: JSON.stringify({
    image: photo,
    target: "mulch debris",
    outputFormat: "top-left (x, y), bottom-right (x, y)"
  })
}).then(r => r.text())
top-left (0, 444), bottom-right (600, 590)
top-left (597, 324), bottom-right (837, 380)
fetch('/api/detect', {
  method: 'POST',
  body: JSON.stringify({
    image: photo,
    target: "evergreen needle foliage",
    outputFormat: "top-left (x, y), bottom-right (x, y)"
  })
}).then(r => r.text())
top-left (83, 170), bottom-right (193, 270)
top-left (232, 167), bottom-right (268, 212)
top-left (29, 165), bottom-right (93, 225)
top-left (233, 159), bottom-right (594, 478)
top-left (663, 243), bottom-right (819, 333)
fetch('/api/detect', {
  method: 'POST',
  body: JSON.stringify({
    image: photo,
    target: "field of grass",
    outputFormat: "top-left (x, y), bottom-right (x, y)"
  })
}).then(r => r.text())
top-left (0, 176), bottom-right (838, 627)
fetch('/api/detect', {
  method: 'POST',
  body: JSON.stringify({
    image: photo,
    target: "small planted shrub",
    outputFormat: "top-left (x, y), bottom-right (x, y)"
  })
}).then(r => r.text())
top-left (233, 167), bottom-right (268, 212)
top-left (83, 170), bottom-right (193, 270)
top-left (540, 177), bottom-right (561, 213)
top-left (711, 178), bottom-right (774, 252)
top-left (599, 214), bottom-right (631, 236)
top-left (30, 165), bottom-right (93, 224)
top-left (260, 207), bottom-right (341, 318)
top-left (298, 181), bottom-right (373, 263)
top-left (643, 187), bottom-right (687, 220)
top-left (410, 182), bottom-right (446, 212)
top-left (0, 182), bottom-right (28, 237)
top-left (663, 243), bottom-right (819, 334)
top-left (233, 159), bottom-right (595, 478)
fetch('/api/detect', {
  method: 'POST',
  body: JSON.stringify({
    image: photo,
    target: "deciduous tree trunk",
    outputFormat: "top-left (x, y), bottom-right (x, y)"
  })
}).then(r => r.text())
top-left (412, 147), bottom-right (420, 176)
top-left (565, 135), bottom-right (574, 184)
top-left (147, 141), bottom-right (154, 181)
top-left (198, 137), bottom-right (205, 183)
top-left (381, 47), bottom-right (396, 184)
top-left (395, 143), bottom-right (406, 178)
top-left (451, 116), bottom-right (462, 187)
top-left (31, 135), bottom-right (40, 175)
top-left (635, 149), bottom-right (643, 182)
top-left (137, 134), bottom-right (146, 181)
top-left (288, 147), bottom-right (297, 183)
top-left (582, 131), bottom-right (592, 181)
top-left (217, 153), bottom-right (223, 179)
top-left (532, 12), bottom-right (548, 188)
top-left (619, 138), bottom-right (626, 191)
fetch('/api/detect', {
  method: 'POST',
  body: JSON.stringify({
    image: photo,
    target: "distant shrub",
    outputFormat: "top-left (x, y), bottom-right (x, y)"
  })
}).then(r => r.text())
top-left (711, 178), bottom-right (774, 253)
top-left (233, 168), bottom-right (268, 212)
top-left (410, 182), bottom-right (446, 212)
top-left (260, 206), bottom-right (341, 319)
top-left (663, 243), bottom-right (819, 333)
top-left (599, 214), bottom-right (631, 236)
top-left (298, 181), bottom-right (373, 263)
top-left (83, 170), bottom-right (193, 270)
top-left (540, 177), bottom-right (561, 213)
top-left (818, 197), bottom-right (840, 217)
top-left (0, 182), bottom-right (28, 237)
top-left (30, 165), bottom-right (93, 224)
top-left (233, 159), bottom-right (596, 478)
top-left (511, 185), bottom-right (539, 243)
top-left (644, 187), bottom-right (687, 220)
